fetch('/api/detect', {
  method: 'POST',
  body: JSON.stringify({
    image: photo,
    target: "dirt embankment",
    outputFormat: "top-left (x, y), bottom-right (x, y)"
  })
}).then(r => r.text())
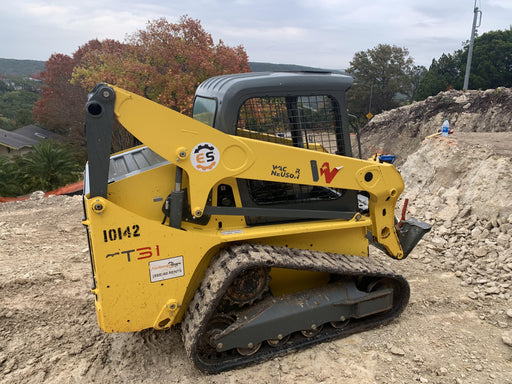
top-left (357, 87), bottom-right (512, 165)
top-left (1, 89), bottom-right (512, 384)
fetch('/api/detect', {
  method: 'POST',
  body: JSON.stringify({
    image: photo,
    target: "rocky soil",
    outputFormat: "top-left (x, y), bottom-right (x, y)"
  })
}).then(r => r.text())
top-left (357, 87), bottom-right (512, 165)
top-left (1, 89), bottom-right (512, 383)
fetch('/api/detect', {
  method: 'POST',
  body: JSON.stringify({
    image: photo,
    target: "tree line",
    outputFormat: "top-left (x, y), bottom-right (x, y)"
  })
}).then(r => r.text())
top-left (1, 16), bottom-right (511, 196)
top-left (415, 28), bottom-right (512, 99)
top-left (0, 16), bottom-right (250, 196)
top-left (346, 28), bottom-right (512, 123)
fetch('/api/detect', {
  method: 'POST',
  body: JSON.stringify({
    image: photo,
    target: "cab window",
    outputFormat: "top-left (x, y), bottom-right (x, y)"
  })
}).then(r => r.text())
top-left (193, 97), bottom-right (217, 127)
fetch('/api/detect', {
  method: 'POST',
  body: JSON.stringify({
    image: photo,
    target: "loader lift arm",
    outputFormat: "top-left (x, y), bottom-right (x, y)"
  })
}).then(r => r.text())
top-left (85, 83), bottom-right (417, 259)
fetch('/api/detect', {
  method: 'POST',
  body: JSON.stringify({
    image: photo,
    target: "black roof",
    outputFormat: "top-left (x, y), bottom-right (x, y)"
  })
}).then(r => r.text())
top-left (195, 72), bottom-right (354, 134)
top-left (196, 71), bottom-right (353, 99)
top-left (0, 125), bottom-right (63, 150)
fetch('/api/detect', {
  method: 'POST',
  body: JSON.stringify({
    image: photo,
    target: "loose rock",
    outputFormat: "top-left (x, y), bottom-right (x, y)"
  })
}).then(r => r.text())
top-left (390, 346), bottom-right (405, 356)
top-left (502, 332), bottom-right (512, 347)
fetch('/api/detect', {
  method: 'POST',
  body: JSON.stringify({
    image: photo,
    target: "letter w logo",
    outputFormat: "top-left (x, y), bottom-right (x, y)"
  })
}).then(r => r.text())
top-left (310, 160), bottom-right (342, 184)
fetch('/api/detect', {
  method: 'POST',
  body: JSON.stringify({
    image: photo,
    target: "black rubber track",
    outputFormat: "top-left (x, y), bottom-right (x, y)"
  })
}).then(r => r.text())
top-left (181, 243), bottom-right (409, 373)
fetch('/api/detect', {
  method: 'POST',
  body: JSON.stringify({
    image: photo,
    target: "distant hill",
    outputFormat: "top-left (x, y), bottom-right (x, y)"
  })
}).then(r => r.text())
top-left (249, 62), bottom-right (345, 74)
top-left (0, 58), bottom-right (45, 78)
top-left (0, 58), bottom-right (344, 78)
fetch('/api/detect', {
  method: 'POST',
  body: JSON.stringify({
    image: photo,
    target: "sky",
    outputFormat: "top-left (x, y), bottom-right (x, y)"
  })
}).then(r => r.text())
top-left (1, 0), bottom-right (511, 70)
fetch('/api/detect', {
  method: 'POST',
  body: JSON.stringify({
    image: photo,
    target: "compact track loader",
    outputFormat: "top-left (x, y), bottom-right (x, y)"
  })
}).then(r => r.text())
top-left (82, 72), bottom-right (430, 373)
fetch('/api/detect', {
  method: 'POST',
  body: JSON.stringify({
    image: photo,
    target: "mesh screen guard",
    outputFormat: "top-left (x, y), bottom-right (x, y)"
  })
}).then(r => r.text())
top-left (236, 95), bottom-right (345, 156)
top-left (234, 95), bottom-right (351, 207)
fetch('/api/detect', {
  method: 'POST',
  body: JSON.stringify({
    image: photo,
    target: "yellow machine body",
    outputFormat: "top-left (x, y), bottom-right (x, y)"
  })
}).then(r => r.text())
top-left (83, 84), bottom-right (406, 333)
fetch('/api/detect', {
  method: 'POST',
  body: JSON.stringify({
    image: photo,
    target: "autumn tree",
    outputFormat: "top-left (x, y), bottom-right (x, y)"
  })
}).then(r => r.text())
top-left (33, 39), bottom-right (127, 156)
top-left (346, 44), bottom-right (418, 121)
top-left (72, 16), bottom-right (250, 115)
top-left (34, 16), bottom-right (250, 153)
top-left (33, 53), bottom-right (84, 135)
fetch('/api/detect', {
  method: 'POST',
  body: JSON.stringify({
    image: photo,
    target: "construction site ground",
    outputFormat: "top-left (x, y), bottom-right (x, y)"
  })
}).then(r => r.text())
top-left (1, 88), bottom-right (512, 383)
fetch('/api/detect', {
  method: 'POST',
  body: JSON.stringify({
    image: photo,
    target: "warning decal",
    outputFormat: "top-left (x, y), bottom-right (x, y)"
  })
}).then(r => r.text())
top-left (149, 256), bottom-right (184, 282)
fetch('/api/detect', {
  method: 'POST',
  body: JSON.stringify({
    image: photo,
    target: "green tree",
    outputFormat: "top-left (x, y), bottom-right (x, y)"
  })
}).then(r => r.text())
top-left (0, 79), bottom-right (8, 94)
top-left (416, 28), bottom-right (512, 99)
top-left (17, 140), bottom-right (81, 192)
top-left (464, 28), bottom-right (512, 89)
top-left (414, 51), bottom-right (464, 100)
top-left (0, 115), bottom-right (14, 130)
top-left (0, 156), bottom-right (23, 196)
top-left (404, 65), bottom-right (428, 101)
top-left (0, 89), bottom-right (40, 129)
top-left (346, 44), bottom-right (415, 121)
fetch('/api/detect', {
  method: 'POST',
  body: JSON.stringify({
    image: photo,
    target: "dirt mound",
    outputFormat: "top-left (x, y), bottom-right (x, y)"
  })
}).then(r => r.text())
top-left (401, 133), bottom-right (512, 221)
top-left (357, 87), bottom-right (512, 165)
top-left (400, 133), bottom-right (512, 297)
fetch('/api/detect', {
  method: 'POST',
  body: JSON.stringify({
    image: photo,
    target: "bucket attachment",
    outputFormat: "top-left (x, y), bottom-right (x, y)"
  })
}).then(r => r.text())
top-left (398, 217), bottom-right (432, 258)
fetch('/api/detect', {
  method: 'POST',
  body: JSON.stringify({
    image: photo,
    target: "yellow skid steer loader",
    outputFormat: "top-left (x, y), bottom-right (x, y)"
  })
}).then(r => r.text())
top-left (82, 72), bottom-right (430, 372)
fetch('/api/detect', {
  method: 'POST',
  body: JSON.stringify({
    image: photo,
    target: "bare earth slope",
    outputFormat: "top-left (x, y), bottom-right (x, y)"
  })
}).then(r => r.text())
top-left (356, 87), bottom-right (512, 165)
top-left (1, 92), bottom-right (512, 383)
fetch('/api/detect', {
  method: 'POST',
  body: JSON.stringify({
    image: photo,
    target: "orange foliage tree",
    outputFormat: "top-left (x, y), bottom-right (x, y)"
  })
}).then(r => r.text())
top-left (33, 53), bottom-right (83, 135)
top-left (35, 16), bottom-right (251, 154)
top-left (34, 39), bottom-right (133, 152)
top-left (72, 16), bottom-right (251, 115)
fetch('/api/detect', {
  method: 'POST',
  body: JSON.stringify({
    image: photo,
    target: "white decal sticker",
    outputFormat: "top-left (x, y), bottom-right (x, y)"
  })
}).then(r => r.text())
top-left (221, 229), bottom-right (244, 235)
top-left (149, 256), bottom-right (184, 282)
top-left (191, 143), bottom-right (220, 172)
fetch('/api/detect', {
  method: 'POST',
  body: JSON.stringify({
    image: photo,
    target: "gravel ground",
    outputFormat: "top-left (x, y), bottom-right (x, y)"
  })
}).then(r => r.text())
top-left (1, 132), bottom-right (511, 384)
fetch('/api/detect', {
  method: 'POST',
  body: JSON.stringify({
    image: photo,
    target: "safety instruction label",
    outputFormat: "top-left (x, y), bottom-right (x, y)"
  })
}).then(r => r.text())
top-left (149, 256), bottom-right (184, 282)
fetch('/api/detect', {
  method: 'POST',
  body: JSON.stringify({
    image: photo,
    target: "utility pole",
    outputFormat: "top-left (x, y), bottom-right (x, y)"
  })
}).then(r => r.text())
top-left (368, 83), bottom-right (374, 116)
top-left (463, 0), bottom-right (482, 90)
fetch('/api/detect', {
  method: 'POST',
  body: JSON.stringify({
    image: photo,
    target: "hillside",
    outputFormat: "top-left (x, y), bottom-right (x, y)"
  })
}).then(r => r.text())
top-left (0, 58), bottom-right (45, 78)
top-left (356, 87), bottom-right (512, 165)
top-left (0, 57), bottom-right (341, 78)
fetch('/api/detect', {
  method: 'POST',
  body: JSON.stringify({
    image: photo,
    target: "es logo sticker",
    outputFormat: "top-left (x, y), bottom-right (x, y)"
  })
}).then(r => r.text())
top-left (191, 143), bottom-right (220, 172)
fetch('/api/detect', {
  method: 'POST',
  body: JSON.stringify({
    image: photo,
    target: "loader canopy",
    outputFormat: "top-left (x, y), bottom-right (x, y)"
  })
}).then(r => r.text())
top-left (193, 71), bottom-right (354, 157)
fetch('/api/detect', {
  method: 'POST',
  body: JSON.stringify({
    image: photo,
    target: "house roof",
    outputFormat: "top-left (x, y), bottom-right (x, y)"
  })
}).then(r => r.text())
top-left (0, 125), bottom-right (63, 150)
